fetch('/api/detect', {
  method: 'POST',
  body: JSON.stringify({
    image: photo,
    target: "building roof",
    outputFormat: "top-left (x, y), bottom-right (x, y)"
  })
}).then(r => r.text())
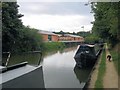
top-left (64, 34), bottom-right (83, 38)
top-left (38, 30), bottom-right (83, 38)
top-left (38, 30), bottom-right (58, 36)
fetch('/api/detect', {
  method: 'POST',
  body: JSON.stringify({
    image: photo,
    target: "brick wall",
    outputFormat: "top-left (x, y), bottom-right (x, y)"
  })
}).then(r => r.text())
top-left (58, 36), bottom-right (84, 42)
top-left (41, 34), bottom-right (48, 41)
top-left (41, 33), bottom-right (84, 42)
top-left (52, 35), bottom-right (59, 41)
top-left (41, 34), bottom-right (58, 42)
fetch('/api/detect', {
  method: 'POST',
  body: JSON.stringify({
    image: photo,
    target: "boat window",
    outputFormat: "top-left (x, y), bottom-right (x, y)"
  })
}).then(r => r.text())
top-left (88, 47), bottom-right (96, 55)
top-left (78, 46), bottom-right (89, 52)
top-left (78, 45), bottom-right (95, 55)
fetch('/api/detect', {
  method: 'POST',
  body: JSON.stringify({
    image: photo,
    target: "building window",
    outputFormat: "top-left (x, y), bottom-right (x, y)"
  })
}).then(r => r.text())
top-left (48, 35), bottom-right (52, 41)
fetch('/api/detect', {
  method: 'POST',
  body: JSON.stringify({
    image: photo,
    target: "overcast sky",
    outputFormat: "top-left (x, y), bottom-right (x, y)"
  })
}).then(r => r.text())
top-left (17, 1), bottom-right (94, 32)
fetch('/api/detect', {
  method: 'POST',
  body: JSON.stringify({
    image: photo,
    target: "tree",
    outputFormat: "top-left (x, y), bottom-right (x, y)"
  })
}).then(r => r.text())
top-left (17, 26), bottom-right (43, 52)
top-left (2, 2), bottom-right (43, 52)
top-left (91, 2), bottom-right (119, 46)
top-left (2, 2), bottom-right (23, 52)
top-left (0, 2), bottom-right (2, 54)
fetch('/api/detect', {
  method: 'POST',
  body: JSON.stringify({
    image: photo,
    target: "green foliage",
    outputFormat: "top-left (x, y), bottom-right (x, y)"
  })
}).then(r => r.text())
top-left (85, 34), bottom-right (100, 43)
top-left (14, 26), bottom-right (43, 52)
top-left (2, 2), bottom-right (43, 53)
top-left (43, 42), bottom-right (65, 52)
top-left (77, 31), bottom-right (91, 38)
top-left (91, 2), bottom-right (119, 46)
top-left (2, 2), bottom-right (23, 52)
top-left (110, 43), bottom-right (120, 76)
top-left (95, 49), bottom-right (106, 88)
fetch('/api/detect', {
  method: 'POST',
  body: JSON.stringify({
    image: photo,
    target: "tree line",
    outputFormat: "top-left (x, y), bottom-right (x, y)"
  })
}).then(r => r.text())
top-left (2, 2), bottom-right (43, 53)
top-left (89, 2), bottom-right (120, 46)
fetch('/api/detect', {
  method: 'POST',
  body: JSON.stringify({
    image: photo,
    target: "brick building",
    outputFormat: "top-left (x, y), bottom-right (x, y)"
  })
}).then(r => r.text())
top-left (38, 30), bottom-right (59, 42)
top-left (58, 34), bottom-right (84, 42)
top-left (38, 30), bottom-right (84, 42)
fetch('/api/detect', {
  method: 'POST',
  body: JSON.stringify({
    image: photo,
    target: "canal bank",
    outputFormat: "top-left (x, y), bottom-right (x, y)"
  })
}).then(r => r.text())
top-left (87, 50), bottom-right (103, 88)
top-left (87, 43), bottom-right (118, 89)
top-left (43, 41), bottom-right (80, 52)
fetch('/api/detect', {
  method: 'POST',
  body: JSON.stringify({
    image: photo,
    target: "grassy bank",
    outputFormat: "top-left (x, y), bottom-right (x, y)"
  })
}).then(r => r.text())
top-left (95, 49), bottom-right (106, 88)
top-left (110, 43), bottom-right (120, 76)
top-left (43, 42), bottom-right (66, 52)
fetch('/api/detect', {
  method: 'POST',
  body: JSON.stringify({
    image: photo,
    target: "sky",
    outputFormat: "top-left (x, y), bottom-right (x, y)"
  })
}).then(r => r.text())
top-left (17, 1), bottom-right (94, 33)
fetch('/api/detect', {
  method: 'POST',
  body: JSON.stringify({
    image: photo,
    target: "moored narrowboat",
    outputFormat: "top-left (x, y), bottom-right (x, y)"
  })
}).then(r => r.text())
top-left (74, 44), bottom-right (97, 68)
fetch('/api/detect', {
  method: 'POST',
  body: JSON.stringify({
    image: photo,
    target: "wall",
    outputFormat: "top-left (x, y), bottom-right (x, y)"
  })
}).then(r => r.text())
top-left (41, 33), bottom-right (84, 42)
top-left (59, 36), bottom-right (84, 42)
top-left (41, 34), bottom-right (58, 42)
top-left (41, 34), bottom-right (48, 41)
top-left (52, 35), bottom-right (59, 42)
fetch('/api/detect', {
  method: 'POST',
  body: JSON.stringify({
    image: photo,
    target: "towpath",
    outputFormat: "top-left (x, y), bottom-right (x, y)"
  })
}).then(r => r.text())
top-left (88, 43), bottom-right (118, 88)
top-left (103, 43), bottom-right (118, 88)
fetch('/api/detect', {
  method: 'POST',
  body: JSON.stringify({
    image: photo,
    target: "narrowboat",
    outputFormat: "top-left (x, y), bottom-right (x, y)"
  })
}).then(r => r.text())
top-left (0, 51), bottom-right (45, 88)
top-left (74, 44), bottom-right (97, 68)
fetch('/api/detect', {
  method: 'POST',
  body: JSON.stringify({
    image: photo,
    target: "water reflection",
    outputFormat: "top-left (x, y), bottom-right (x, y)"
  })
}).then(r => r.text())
top-left (74, 65), bottom-right (92, 83)
top-left (42, 46), bottom-right (92, 88)
top-left (3, 52), bottom-right (42, 66)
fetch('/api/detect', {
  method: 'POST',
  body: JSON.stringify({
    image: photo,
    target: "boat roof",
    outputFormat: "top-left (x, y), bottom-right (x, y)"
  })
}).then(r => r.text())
top-left (0, 65), bottom-right (41, 84)
top-left (0, 66), bottom-right (5, 69)
top-left (80, 44), bottom-right (95, 47)
top-left (86, 44), bottom-right (95, 47)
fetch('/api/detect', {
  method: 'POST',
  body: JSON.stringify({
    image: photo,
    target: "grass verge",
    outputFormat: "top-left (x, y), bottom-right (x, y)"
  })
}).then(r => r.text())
top-left (95, 49), bottom-right (106, 88)
top-left (110, 43), bottom-right (120, 76)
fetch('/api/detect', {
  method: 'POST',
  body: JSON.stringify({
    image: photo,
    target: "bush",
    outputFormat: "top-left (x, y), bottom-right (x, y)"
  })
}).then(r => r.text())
top-left (95, 49), bottom-right (106, 88)
top-left (12, 26), bottom-right (44, 52)
top-left (43, 42), bottom-right (66, 52)
top-left (110, 43), bottom-right (120, 76)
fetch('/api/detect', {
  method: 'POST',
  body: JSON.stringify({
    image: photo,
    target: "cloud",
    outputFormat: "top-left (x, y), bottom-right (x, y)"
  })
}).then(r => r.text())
top-left (17, 0), bottom-right (89, 2)
top-left (21, 14), bottom-right (93, 32)
top-left (17, 2), bottom-right (94, 32)
top-left (18, 2), bottom-right (92, 16)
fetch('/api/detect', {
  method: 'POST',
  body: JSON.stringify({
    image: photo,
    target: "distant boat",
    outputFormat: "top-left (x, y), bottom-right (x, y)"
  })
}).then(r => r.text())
top-left (74, 44), bottom-right (97, 68)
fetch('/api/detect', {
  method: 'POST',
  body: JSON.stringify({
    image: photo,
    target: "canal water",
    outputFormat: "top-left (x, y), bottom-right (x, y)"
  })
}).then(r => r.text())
top-left (42, 47), bottom-right (92, 88)
top-left (3, 46), bottom-right (92, 88)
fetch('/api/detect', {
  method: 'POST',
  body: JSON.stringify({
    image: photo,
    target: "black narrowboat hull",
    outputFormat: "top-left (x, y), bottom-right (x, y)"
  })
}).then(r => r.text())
top-left (74, 44), bottom-right (97, 68)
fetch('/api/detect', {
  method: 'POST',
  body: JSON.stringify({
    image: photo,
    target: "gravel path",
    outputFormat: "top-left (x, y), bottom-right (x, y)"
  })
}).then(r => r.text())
top-left (103, 44), bottom-right (118, 88)
top-left (88, 43), bottom-right (118, 89)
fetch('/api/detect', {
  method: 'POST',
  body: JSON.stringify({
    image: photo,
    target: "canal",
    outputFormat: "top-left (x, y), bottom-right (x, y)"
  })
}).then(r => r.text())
top-left (3, 46), bottom-right (92, 88)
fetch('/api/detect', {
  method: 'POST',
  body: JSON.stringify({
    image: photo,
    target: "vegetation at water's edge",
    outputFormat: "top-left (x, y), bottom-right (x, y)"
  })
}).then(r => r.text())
top-left (43, 42), bottom-right (66, 52)
top-left (95, 49), bottom-right (106, 88)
